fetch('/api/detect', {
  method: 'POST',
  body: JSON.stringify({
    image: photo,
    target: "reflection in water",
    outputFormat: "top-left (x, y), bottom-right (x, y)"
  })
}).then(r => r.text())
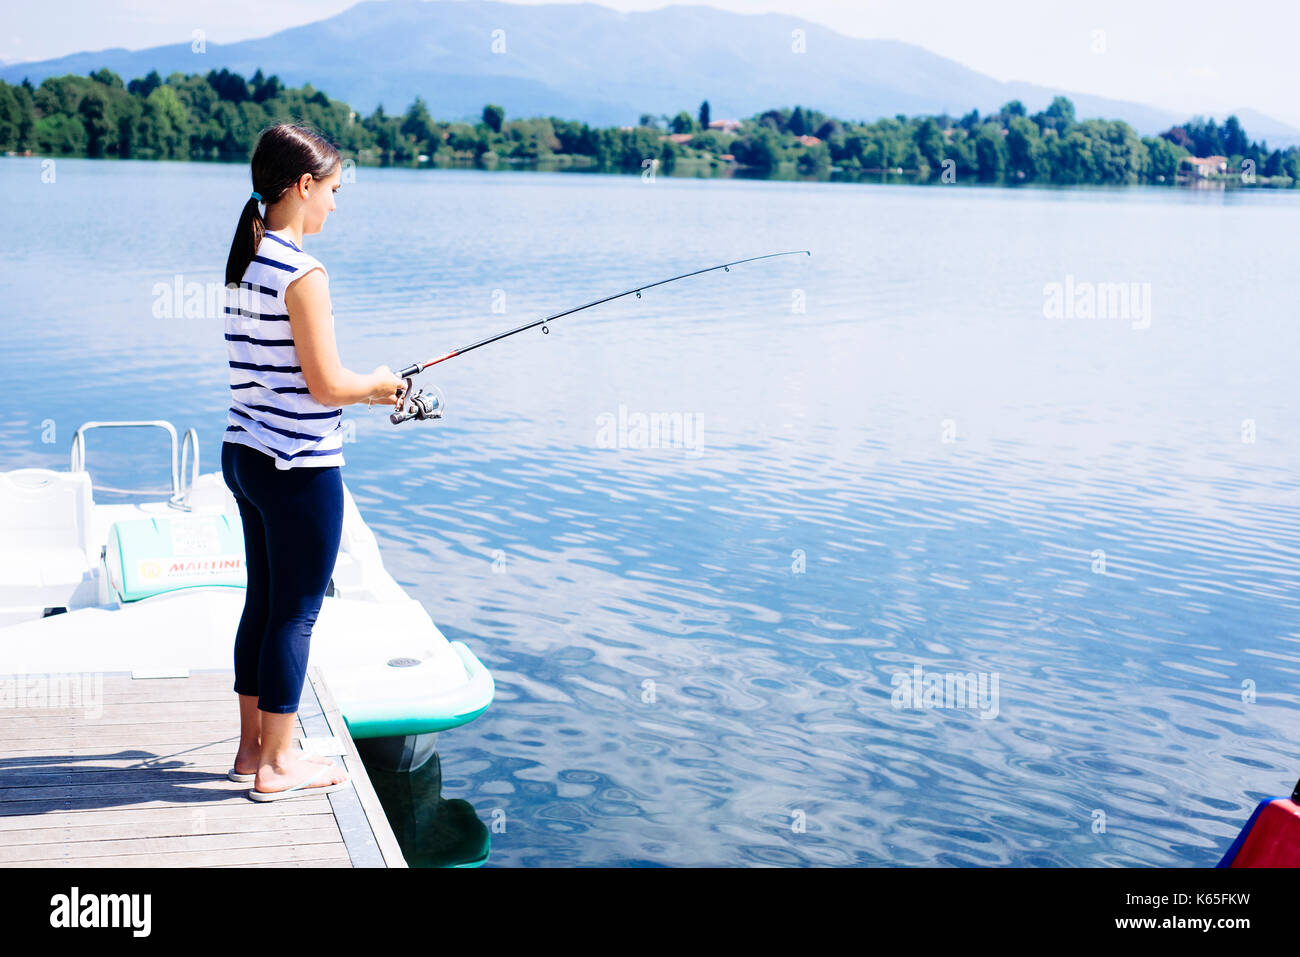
top-left (366, 753), bottom-right (491, 868)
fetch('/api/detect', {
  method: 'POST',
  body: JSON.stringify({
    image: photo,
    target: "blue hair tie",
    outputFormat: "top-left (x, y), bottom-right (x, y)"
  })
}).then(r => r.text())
top-left (250, 191), bottom-right (262, 202)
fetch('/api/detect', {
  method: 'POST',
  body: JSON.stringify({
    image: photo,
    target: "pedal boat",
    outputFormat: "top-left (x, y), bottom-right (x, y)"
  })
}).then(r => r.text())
top-left (0, 420), bottom-right (493, 772)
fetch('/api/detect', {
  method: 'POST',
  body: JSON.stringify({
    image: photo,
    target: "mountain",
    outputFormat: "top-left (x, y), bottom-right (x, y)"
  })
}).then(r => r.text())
top-left (1, 0), bottom-right (1291, 140)
top-left (1217, 108), bottom-right (1300, 149)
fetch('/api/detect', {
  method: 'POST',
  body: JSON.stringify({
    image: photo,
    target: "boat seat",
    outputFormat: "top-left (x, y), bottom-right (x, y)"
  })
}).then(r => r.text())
top-left (0, 468), bottom-right (98, 613)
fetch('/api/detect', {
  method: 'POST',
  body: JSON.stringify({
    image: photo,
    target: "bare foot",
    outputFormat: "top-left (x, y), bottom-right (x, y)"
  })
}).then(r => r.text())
top-left (233, 742), bottom-right (336, 777)
top-left (253, 753), bottom-right (348, 794)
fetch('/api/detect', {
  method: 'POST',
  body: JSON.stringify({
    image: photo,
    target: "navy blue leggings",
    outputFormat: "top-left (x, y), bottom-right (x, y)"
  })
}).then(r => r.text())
top-left (221, 441), bottom-right (343, 714)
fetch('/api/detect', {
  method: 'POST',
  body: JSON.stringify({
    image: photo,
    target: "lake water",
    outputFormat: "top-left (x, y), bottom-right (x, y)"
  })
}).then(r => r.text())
top-left (2, 157), bottom-right (1298, 866)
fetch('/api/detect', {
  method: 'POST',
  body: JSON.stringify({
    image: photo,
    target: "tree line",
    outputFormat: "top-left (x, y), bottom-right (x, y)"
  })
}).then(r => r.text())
top-left (1, 67), bottom-right (1296, 187)
top-left (792, 98), bottom-right (1299, 185)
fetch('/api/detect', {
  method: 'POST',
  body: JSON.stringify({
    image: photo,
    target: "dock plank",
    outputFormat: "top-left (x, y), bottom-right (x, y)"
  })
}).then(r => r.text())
top-left (7, 842), bottom-right (357, 868)
top-left (0, 670), bottom-right (400, 868)
top-left (0, 826), bottom-right (345, 864)
top-left (0, 812), bottom-right (336, 844)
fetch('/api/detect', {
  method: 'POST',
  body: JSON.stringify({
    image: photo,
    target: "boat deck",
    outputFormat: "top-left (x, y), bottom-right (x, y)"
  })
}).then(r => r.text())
top-left (0, 667), bottom-right (405, 867)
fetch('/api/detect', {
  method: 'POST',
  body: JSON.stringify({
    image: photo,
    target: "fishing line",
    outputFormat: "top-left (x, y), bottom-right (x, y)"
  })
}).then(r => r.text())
top-left (389, 250), bottom-right (811, 424)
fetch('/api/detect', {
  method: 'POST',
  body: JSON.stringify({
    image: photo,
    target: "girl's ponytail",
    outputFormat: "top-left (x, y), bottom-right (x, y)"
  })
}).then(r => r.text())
top-left (224, 124), bottom-right (341, 286)
top-left (225, 195), bottom-right (266, 286)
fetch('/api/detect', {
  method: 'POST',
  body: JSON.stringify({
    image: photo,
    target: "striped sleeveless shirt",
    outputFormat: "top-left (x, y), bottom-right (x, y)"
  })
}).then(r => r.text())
top-left (224, 229), bottom-right (345, 470)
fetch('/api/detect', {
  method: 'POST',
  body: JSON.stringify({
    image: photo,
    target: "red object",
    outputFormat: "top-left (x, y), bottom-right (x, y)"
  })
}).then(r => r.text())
top-left (1227, 799), bottom-right (1300, 867)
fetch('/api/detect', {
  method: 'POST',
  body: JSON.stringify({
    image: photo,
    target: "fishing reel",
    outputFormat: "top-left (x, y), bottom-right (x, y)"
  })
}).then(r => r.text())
top-left (390, 376), bottom-right (444, 425)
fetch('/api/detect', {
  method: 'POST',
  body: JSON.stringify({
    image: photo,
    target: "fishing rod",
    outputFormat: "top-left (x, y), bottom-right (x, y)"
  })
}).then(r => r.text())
top-left (389, 249), bottom-right (812, 424)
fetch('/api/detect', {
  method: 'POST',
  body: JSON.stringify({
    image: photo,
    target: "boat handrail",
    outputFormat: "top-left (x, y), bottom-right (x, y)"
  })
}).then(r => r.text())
top-left (174, 428), bottom-right (200, 510)
top-left (70, 421), bottom-right (182, 503)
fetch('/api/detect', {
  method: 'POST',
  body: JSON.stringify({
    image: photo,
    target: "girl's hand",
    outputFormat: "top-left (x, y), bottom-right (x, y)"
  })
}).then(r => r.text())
top-left (368, 365), bottom-right (405, 406)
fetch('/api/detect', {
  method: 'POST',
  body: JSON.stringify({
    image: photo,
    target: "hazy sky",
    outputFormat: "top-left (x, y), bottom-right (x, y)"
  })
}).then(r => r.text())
top-left (5, 0), bottom-right (1297, 127)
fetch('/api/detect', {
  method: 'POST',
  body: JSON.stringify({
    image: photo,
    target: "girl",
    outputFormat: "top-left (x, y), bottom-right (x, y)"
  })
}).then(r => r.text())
top-left (221, 123), bottom-right (404, 801)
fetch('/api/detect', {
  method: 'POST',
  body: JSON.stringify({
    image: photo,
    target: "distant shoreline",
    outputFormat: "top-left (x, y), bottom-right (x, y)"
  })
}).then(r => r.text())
top-left (3, 67), bottom-right (1296, 190)
top-left (9, 151), bottom-right (1292, 198)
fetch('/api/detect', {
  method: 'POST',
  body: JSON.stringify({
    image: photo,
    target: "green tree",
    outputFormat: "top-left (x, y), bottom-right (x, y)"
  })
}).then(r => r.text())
top-left (1081, 119), bottom-right (1147, 184)
top-left (1005, 115), bottom-right (1045, 180)
top-left (35, 75), bottom-right (91, 117)
top-left (1048, 129), bottom-right (1097, 184)
top-left (1282, 151), bottom-right (1300, 183)
top-left (945, 128), bottom-right (978, 176)
top-left (143, 84), bottom-right (188, 157)
top-left (1222, 115), bottom-right (1248, 157)
top-left (401, 97), bottom-right (436, 150)
top-left (789, 105), bottom-right (807, 136)
top-left (795, 141), bottom-right (830, 175)
top-left (482, 103), bottom-right (504, 133)
top-left (757, 108), bottom-right (786, 133)
top-left (0, 82), bottom-right (26, 150)
top-left (1182, 116), bottom-right (1224, 156)
top-left (210, 100), bottom-right (244, 156)
top-left (89, 68), bottom-right (125, 90)
top-left (77, 86), bottom-right (113, 157)
top-left (13, 81), bottom-right (35, 149)
top-left (732, 127), bottom-right (781, 172)
top-left (974, 123), bottom-right (1006, 180)
top-left (913, 117), bottom-right (945, 177)
top-left (207, 68), bottom-right (250, 104)
top-left (608, 127), bottom-right (662, 171)
top-left (698, 99), bottom-right (710, 130)
top-left (505, 117), bottom-right (560, 159)
top-left (444, 121), bottom-right (480, 153)
top-left (1034, 96), bottom-right (1076, 136)
top-left (1142, 135), bottom-right (1186, 181)
top-left (34, 112), bottom-right (86, 153)
top-left (127, 70), bottom-right (162, 98)
top-left (815, 119), bottom-right (841, 141)
top-left (250, 70), bottom-right (282, 103)
top-left (659, 138), bottom-right (678, 174)
top-left (669, 110), bottom-right (695, 134)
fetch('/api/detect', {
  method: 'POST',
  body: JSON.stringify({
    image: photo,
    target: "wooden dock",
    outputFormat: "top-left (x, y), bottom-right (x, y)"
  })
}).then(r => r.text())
top-left (0, 666), bottom-right (405, 867)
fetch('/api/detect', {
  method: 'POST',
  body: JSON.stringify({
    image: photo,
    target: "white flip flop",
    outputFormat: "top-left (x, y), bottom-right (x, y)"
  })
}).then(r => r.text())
top-left (229, 753), bottom-right (337, 783)
top-left (248, 763), bottom-right (350, 802)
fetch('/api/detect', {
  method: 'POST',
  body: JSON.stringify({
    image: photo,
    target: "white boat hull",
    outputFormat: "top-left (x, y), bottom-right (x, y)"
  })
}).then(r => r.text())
top-left (0, 428), bottom-right (493, 768)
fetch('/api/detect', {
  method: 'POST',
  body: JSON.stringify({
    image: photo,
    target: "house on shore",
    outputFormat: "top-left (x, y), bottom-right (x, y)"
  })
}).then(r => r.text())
top-left (1182, 155), bottom-right (1228, 177)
